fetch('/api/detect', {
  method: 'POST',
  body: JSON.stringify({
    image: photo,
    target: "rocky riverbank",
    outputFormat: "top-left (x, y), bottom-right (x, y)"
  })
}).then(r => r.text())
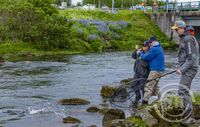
top-left (58, 78), bottom-right (200, 127)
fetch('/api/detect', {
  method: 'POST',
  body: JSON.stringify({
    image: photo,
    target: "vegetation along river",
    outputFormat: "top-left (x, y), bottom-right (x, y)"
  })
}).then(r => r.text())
top-left (0, 51), bottom-right (200, 127)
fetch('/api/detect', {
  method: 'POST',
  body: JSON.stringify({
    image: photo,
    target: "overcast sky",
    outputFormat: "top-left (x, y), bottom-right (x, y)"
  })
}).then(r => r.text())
top-left (71, 0), bottom-right (82, 5)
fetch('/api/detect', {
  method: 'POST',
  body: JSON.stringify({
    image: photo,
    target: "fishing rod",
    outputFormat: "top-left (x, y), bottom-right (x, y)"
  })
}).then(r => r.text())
top-left (147, 70), bottom-right (176, 82)
top-left (109, 70), bottom-right (177, 109)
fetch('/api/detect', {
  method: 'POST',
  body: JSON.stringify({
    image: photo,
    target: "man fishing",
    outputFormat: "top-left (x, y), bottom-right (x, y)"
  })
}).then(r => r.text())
top-left (131, 41), bottom-right (150, 105)
top-left (139, 36), bottom-right (165, 104)
top-left (171, 20), bottom-right (199, 125)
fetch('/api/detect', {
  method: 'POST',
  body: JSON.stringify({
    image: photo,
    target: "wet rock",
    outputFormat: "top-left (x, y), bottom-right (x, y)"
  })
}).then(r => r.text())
top-left (87, 125), bottom-right (97, 127)
top-left (104, 119), bottom-right (135, 127)
top-left (134, 107), bottom-right (158, 127)
top-left (195, 119), bottom-right (200, 125)
top-left (86, 106), bottom-right (100, 112)
top-left (58, 98), bottom-right (90, 105)
top-left (100, 85), bottom-right (117, 98)
top-left (62, 116), bottom-right (81, 124)
top-left (193, 104), bottom-right (200, 119)
top-left (102, 108), bottom-right (125, 127)
top-left (120, 78), bottom-right (133, 85)
top-left (99, 107), bottom-right (110, 115)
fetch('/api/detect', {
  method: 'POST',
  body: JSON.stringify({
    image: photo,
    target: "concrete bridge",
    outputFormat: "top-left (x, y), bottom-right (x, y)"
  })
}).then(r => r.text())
top-left (151, 1), bottom-right (200, 44)
top-left (149, 11), bottom-right (200, 44)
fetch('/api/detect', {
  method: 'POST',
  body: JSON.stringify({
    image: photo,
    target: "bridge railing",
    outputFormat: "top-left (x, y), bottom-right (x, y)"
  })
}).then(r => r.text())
top-left (160, 1), bottom-right (200, 12)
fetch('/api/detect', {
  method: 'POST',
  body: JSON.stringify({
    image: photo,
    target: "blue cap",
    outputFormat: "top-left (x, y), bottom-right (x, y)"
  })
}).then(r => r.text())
top-left (143, 41), bottom-right (148, 47)
top-left (186, 26), bottom-right (194, 31)
top-left (171, 20), bottom-right (186, 30)
top-left (147, 36), bottom-right (157, 43)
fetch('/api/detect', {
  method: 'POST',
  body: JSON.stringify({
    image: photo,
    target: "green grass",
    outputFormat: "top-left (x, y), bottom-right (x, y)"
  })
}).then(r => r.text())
top-left (0, 9), bottom-right (175, 61)
top-left (192, 93), bottom-right (200, 104)
top-left (0, 41), bottom-right (82, 61)
top-left (61, 9), bottom-right (175, 49)
top-left (127, 117), bottom-right (147, 127)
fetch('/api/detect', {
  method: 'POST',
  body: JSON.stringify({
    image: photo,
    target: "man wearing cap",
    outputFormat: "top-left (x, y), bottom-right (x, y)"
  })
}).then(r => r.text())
top-left (172, 20), bottom-right (199, 125)
top-left (131, 41), bottom-right (150, 105)
top-left (186, 25), bottom-right (195, 36)
top-left (139, 36), bottom-right (165, 104)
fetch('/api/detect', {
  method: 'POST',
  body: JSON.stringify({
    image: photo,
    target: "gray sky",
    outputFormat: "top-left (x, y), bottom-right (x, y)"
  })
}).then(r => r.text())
top-left (71, 0), bottom-right (82, 5)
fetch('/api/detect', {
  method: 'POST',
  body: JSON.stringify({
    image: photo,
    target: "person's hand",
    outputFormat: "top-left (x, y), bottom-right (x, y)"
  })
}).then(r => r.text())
top-left (176, 69), bottom-right (182, 75)
top-left (136, 48), bottom-right (142, 54)
top-left (135, 45), bottom-right (139, 50)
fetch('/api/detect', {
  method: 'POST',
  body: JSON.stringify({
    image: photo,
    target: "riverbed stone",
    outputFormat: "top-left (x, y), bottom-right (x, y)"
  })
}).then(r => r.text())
top-left (62, 116), bottom-right (81, 124)
top-left (100, 85), bottom-right (117, 98)
top-left (86, 106), bottom-right (100, 112)
top-left (99, 107), bottom-right (110, 115)
top-left (134, 107), bottom-right (158, 127)
top-left (120, 78), bottom-right (133, 85)
top-left (87, 125), bottom-right (97, 127)
top-left (193, 104), bottom-right (200, 119)
top-left (102, 108), bottom-right (125, 127)
top-left (104, 119), bottom-right (135, 127)
top-left (58, 98), bottom-right (90, 105)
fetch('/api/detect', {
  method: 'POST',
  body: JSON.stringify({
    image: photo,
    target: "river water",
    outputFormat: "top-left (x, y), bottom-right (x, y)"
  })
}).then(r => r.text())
top-left (0, 51), bottom-right (200, 127)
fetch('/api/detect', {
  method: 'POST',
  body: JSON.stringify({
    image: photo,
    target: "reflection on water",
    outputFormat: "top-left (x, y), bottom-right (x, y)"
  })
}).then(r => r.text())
top-left (0, 51), bottom-right (200, 127)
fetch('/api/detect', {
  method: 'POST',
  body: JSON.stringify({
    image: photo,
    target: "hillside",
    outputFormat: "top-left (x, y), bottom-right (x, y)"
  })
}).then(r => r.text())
top-left (0, 1), bottom-right (175, 60)
top-left (59, 9), bottom-right (175, 51)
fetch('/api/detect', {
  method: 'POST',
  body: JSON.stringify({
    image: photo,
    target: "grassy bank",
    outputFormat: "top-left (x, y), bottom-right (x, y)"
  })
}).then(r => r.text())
top-left (0, 6), bottom-right (175, 61)
top-left (0, 42), bottom-right (82, 61)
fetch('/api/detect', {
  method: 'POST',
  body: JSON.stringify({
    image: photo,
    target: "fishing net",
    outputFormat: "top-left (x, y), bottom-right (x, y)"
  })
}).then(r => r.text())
top-left (109, 78), bottom-right (145, 109)
top-left (109, 70), bottom-right (176, 109)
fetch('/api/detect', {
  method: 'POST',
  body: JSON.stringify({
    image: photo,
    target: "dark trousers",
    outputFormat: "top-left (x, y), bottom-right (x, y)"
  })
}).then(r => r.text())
top-left (132, 73), bottom-right (147, 102)
top-left (178, 68), bottom-right (197, 117)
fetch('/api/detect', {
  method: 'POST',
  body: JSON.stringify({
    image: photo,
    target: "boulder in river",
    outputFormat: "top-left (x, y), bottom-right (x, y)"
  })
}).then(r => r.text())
top-left (134, 107), bottom-right (158, 127)
top-left (58, 98), bottom-right (90, 105)
top-left (193, 104), bottom-right (200, 119)
top-left (86, 106), bottom-right (100, 112)
top-left (100, 85), bottom-right (117, 98)
top-left (120, 78), bottom-right (133, 85)
top-left (87, 125), bottom-right (97, 127)
top-left (99, 107), bottom-right (110, 115)
top-left (63, 116), bottom-right (81, 124)
top-left (104, 119), bottom-right (135, 127)
top-left (102, 108), bottom-right (125, 127)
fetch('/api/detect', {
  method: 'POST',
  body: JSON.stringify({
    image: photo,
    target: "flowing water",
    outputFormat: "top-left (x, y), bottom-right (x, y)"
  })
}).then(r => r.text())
top-left (0, 51), bottom-right (200, 127)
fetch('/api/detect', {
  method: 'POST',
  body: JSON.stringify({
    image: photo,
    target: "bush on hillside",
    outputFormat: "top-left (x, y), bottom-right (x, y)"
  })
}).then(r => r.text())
top-left (0, 0), bottom-right (71, 50)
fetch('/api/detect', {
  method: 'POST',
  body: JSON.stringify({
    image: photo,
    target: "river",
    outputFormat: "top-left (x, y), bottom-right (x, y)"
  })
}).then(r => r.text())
top-left (0, 51), bottom-right (200, 127)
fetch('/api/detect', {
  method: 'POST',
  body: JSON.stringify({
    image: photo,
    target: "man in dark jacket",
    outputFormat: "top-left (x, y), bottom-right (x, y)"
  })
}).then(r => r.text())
top-left (139, 36), bottom-right (165, 104)
top-left (172, 20), bottom-right (199, 125)
top-left (131, 41), bottom-right (150, 105)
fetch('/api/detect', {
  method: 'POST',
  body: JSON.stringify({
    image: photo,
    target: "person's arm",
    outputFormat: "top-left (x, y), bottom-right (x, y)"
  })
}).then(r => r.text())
top-left (132, 51), bottom-right (137, 59)
top-left (139, 48), bottom-right (157, 62)
top-left (179, 37), bottom-right (197, 73)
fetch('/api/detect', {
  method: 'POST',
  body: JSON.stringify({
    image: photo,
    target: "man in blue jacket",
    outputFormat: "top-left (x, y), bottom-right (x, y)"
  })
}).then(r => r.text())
top-left (139, 36), bottom-right (165, 104)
